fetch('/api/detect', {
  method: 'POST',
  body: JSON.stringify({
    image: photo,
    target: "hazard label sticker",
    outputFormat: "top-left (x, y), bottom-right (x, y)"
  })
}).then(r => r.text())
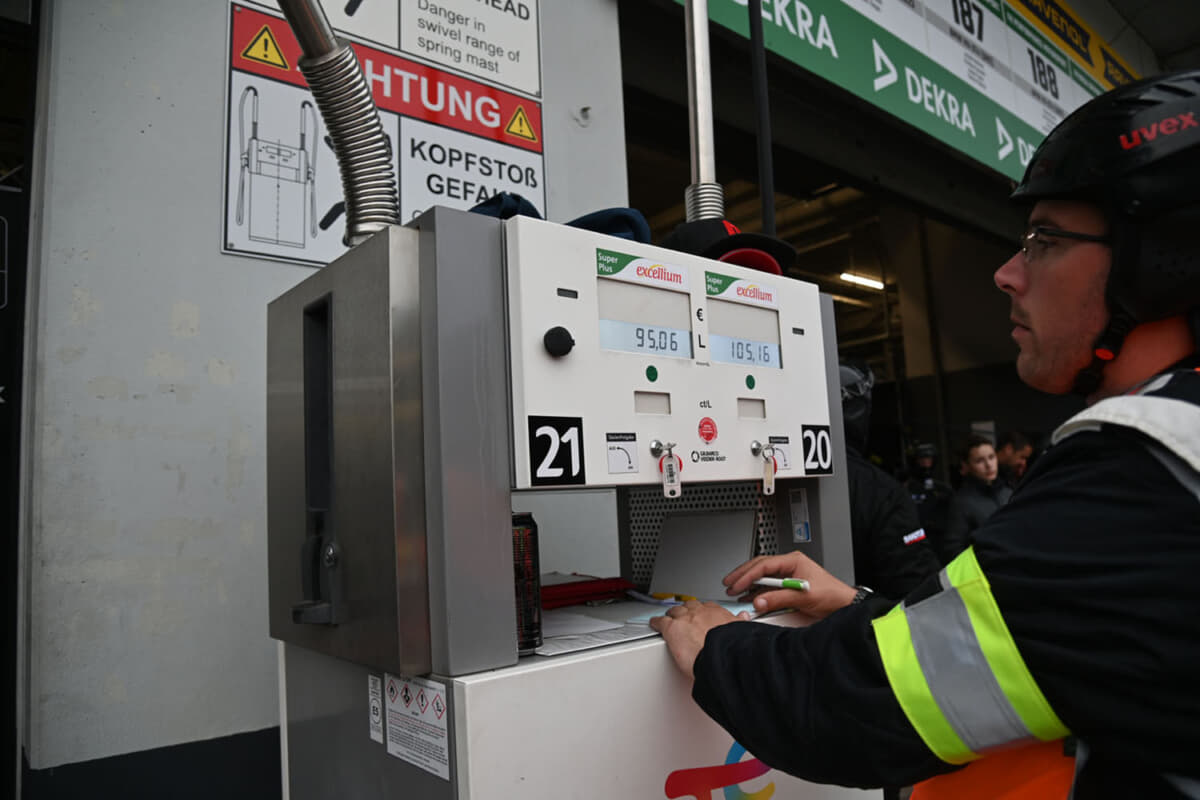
top-left (368, 675), bottom-right (384, 743)
top-left (505, 106), bottom-right (538, 142)
top-left (384, 673), bottom-right (449, 780)
top-left (223, 2), bottom-right (545, 268)
top-left (241, 24), bottom-right (288, 69)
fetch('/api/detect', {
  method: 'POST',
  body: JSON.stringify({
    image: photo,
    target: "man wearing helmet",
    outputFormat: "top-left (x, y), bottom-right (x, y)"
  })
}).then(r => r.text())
top-left (652, 70), bottom-right (1200, 798)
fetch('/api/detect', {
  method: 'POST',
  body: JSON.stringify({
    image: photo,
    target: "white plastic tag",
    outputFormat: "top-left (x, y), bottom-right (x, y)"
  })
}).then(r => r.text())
top-left (660, 453), bottom-right (682, 498)
top-left (762, 454), bottom-right (776, 496)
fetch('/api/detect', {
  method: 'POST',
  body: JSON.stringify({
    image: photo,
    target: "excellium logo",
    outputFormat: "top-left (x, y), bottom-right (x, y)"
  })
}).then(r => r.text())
top-left (736, 285), bottom-right (775, 303)
top-left (664, 742), bottom-right (775, 800)
top-left (637, 264), bottom-right (684, 284)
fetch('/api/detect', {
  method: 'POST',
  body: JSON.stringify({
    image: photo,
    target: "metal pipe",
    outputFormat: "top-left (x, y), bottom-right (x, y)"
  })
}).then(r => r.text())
top-left (683, 0), bottom-right (724, 221)
top-left (277, 0), bottom-right (339, 59)
top-left (277, 0), bottom-right (400, 247)
top-left (918, 217), bottom-right (952, 485)
top-left (748, 0), bottom-right (776, 237)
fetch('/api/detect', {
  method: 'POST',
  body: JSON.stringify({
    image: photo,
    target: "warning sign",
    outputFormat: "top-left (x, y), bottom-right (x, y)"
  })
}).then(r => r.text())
top-left (385, 673), bottom-right (450, 781)
top-left (400, 0), bottom-right (541, 97)
top-left (505, 106), bottom-right (537, 142)
top-left (241, 24), bottom-right (288, 69)
top-left (224, 2), bottom-right (546, 267)
top-left (400, 117), bottom-right (544, 221)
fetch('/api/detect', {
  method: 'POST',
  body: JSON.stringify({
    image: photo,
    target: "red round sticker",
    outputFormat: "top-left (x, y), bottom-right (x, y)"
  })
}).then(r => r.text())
top-left (698, 417), bottom-right (718, 443)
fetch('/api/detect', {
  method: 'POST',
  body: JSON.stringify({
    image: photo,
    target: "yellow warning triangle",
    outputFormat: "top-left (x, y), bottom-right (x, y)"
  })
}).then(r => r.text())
top-left (505, 106), bottom-right (538, 143)
top-left (242, 25), bottom-right (289, 70)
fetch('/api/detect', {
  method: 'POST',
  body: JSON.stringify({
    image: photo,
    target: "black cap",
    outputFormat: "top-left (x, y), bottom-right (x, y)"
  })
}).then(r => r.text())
top-left (660, 219), bottom-right (796, 275)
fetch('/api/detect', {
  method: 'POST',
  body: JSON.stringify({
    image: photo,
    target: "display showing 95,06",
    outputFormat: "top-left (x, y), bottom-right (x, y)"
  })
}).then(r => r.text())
top-left (598, 318), bottom-right (694, 359)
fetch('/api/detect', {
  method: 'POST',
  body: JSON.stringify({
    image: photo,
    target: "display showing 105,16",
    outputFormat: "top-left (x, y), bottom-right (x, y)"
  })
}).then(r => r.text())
top-left (709, 333), bottom-right (779, 368)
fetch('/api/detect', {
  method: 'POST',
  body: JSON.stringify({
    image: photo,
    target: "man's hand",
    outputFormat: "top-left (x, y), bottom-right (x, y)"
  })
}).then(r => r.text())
top-left (724, 552), bottom-right (857, 619)
top-left (649, 601), bottom-right (751, 680)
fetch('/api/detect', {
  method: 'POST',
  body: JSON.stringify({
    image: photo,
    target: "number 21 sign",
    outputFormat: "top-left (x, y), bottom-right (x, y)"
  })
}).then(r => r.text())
top-left (527, 416), bottom-right (586, 486)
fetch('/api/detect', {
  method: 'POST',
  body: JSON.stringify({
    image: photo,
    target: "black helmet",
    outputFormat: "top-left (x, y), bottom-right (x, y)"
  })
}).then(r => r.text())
top-left (839, 360), bottom-right (874, 453)
top-left (1012, 69), bottom-right (1200, 326)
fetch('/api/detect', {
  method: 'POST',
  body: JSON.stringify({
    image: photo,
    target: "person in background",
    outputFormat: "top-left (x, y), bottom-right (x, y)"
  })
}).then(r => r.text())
top-left (995, 430), bottom-right (1034, 489)
top-left (651, 69), bottom-right (1200, 798)
top-left (940, 436), bottom-right (1011, 562)
top-left (839, 360), bottom-right (941, 599)
top-left (905, 442), bottom-right (954, 566)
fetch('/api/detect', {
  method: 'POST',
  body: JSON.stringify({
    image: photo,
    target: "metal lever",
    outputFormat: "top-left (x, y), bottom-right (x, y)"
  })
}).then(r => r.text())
top-left (752, 440), bottom-right (776, 496)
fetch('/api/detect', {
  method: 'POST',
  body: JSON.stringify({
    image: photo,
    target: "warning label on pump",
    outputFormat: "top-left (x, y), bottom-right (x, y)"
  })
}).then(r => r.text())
top-left (385, 673), bottom-right (449, 780)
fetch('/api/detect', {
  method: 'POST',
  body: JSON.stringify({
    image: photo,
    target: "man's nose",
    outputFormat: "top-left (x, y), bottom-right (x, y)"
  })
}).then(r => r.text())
top-left (994, 251), bottom-right (1025, 295)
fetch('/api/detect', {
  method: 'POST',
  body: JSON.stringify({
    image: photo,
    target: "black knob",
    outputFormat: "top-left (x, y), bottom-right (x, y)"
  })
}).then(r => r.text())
top-left (543, 326), bottom-right (575, 357)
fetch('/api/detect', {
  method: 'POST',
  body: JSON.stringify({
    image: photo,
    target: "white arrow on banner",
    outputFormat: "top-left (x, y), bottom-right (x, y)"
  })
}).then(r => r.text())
top-left (872, 40), bottom-right (897, 92)
top-left (996, 118), bottom-right (1014, 160)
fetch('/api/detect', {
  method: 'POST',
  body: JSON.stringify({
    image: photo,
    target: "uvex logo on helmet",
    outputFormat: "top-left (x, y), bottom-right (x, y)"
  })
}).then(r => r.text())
top-left (1119, 111), bottom-right (1198, 150)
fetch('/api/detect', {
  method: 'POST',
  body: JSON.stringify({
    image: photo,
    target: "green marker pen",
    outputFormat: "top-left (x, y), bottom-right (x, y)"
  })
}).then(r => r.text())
top-left (753, 577), bottom-right (809, 591)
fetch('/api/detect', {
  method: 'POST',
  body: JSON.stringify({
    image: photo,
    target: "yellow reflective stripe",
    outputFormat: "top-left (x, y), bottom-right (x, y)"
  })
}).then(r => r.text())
top-left (873, 603), bottom-right (978, 764)
top-left (946, 549), bottom-right (1070, 742)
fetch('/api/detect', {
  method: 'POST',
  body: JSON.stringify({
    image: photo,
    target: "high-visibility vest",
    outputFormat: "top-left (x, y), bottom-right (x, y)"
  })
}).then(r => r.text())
top-left (878, 369), bottom-right (1200, 798)
top-left (873, 547), bottom-right (1069, 765)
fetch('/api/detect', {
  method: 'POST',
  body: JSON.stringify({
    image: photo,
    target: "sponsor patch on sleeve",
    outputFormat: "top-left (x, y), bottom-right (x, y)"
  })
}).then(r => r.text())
top-left (902, 528), bottom-right (927, 545)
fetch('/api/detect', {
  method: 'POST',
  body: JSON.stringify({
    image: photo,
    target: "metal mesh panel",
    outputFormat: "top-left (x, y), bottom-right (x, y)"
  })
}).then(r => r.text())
top-left (624, 481), bottom-right (779, 587)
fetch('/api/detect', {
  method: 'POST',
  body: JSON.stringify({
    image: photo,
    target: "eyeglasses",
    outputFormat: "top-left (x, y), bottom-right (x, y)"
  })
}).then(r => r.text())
top-left (1020, 226), bottom-right (1110, 263)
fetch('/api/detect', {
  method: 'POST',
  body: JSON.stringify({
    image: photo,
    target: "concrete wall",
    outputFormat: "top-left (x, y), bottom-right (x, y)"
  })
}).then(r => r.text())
top-left (20, 0), bottom-right (625, 771)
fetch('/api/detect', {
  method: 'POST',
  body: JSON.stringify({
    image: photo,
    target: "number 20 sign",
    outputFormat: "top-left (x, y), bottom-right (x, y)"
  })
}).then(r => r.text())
top-left (528, 416), bottom-right (587, 486)
top-left (800, 425), bottom-right (834, 475)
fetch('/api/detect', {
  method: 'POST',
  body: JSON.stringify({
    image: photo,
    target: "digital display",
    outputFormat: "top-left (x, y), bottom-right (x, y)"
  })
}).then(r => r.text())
top-left (707, 297), bottom-right (782, 369)
top-left (597, 277), bottom-right (693, 360)
top-left (598, 319), bottom-right (694, 358)
top-left (709, 334), bottom-right (780, 368)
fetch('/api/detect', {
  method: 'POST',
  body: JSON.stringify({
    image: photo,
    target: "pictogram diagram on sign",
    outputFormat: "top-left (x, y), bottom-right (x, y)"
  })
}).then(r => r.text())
top-left (432, 693), bottom-right (446, 720)
top-left (234, 85), bottom-right (319, 249)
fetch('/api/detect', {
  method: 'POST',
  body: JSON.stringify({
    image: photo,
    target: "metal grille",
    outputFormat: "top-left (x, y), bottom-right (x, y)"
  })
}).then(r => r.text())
top-left (625, 481), bottom-right (779, 587)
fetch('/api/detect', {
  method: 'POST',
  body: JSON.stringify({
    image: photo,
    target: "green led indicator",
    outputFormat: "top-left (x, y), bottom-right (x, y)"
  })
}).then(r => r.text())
top-left (746, 375), bottom-right (756, 390)
top-left (646, 365), bottom-right (659, 382)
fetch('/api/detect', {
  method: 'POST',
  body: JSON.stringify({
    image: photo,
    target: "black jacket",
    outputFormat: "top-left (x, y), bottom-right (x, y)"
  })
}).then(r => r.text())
top-left (846, 448), bottom-right (940, 598)
top-left (690, 368), bottom-right (1200, 797)
top-left (907, 474), bottom-right (953, 565)
top-left (940, 476), bottom-right (1012, 563)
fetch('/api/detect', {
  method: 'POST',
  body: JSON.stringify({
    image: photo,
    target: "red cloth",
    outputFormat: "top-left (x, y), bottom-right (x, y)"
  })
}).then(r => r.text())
top-left (911, 741), bottom-right (1074, 800)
